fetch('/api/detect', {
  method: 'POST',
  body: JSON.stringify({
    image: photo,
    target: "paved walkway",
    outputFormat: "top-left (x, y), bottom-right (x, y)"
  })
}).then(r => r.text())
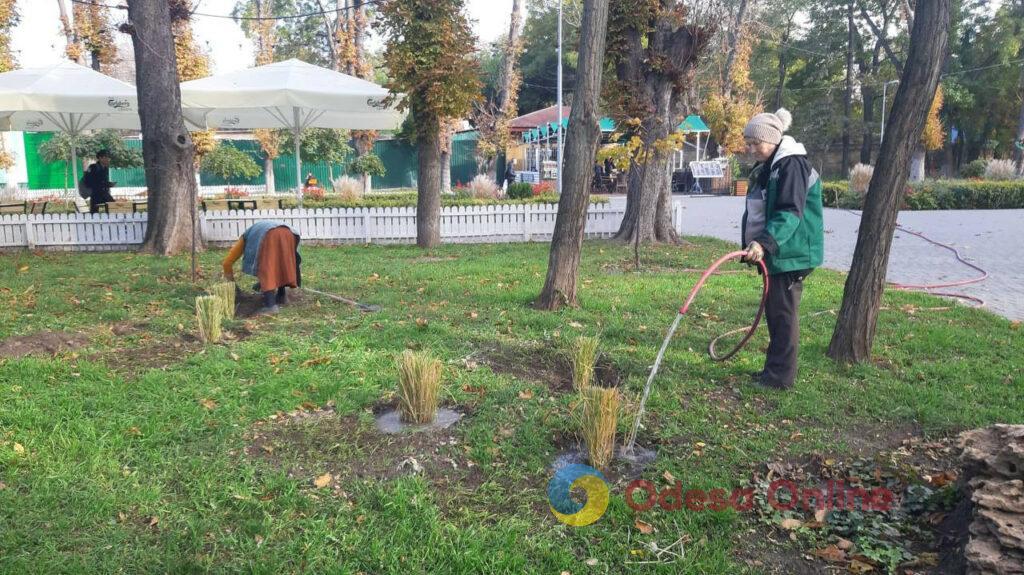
top-left (664, 196), bottom-right (1022, 321)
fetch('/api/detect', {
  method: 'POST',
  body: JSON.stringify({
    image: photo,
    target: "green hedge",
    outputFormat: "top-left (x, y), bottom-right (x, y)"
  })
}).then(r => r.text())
top-left (822, 180), bottom-right (1024, 210)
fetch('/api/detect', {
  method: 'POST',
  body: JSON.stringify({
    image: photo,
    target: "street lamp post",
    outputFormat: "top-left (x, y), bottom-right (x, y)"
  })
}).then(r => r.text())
top-left (880, 80), bottom-right (900, 146)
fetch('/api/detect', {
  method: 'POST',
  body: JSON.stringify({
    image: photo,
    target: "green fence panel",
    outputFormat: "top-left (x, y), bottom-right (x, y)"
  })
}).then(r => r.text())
top-left (23, 133), bottom-right (479, 192)
top-left (109, 139), bottom-right (146, 188)
top-left (24, 133), bottom-right (68, 190)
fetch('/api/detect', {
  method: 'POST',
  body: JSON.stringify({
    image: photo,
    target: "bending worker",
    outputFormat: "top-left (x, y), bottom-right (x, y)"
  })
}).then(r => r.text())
top-left (223, 220), bottom-right (302, 314)
top-left (740, 108), bottom-right (824, 390)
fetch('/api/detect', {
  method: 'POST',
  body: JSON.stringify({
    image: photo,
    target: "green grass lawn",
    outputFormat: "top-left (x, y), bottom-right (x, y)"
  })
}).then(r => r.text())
top-left (1, 239), bottom-right (1021, 574)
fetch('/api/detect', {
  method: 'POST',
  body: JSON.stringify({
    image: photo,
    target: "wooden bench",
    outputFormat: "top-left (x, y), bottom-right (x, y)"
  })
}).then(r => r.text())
top-left (98, 201), bottom-right (134, 214)
top-left (203, 199), bottom-right (230, 212)
top-left (255, 197), bottom-right (281, 210)
top-left (0, 202), bottom-right (25, 214)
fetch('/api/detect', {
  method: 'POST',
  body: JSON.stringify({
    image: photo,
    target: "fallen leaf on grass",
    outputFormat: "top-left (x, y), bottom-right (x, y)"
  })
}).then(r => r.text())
top-left (584, 558), bottom-right (599, 566)
top-left (148, 516), bottom-right (159, 527)
top-left (848, 559), bottom-right (875, 573)
top-left (518, 389), bottom-right (534, 400)
top-left (0, 482), bottom-right (6, 490)
top-left (200, 399), bottom-right (217, 410)
top-left (229, 352), bottom-right (240, 362)
top-left (314, 473), bottom-right (333, 489)
top-left (461, 384), bottom-right (485, 395)
top-left (812, 545), bottom-right (846, 562)
top-left (415, 318), bottom-right (428, 329)
top-left (12, 443), bottom-right (25, 455)
top-left (301, 355), bottom-right (332, 368)
top-left (663, 471), bottom-right (677, 483)
top-left (814, 509), bottom-right (828, 523)
top-left (779, 518), bottom-right (803, 530)
top-left (836, 538), bottom-right (854, 551)
top-left (356, 515), bottom-right (366, 524)
top-left (634, 520), bottom-right (655, 534)
top-left (16, 265), bottom-right (28, 273)
top-left (568, 321), bottom-right (583, 329)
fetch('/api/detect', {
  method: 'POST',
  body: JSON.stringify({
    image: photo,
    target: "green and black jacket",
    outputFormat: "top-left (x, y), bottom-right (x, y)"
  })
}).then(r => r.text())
top-left (741, 136), bottom-right (825, 276)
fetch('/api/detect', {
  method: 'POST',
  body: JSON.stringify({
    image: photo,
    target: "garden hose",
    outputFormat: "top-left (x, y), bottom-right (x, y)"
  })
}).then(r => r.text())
top-left (705, 216), bottom-right (989, 361)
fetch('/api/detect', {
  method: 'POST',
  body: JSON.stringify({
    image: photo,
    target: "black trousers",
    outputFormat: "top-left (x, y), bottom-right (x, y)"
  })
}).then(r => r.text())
top-left (762, 269), bottom-right (812, 389)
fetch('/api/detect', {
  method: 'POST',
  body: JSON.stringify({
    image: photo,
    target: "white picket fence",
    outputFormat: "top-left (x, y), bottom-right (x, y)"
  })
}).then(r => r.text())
top-left (0, 202), bottom-right (684, 251)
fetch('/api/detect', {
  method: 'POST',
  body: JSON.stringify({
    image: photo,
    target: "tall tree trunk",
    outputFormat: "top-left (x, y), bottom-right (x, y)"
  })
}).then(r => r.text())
top-left (264, 155), bottom-right (275, 193)
top-left (537, 0), bottom-right (610, 310)
top-left (909, 147), bottom-right (926, 181)
top-left (774, 23), bottom-right (790, 109)
top-left (653, 152), bottom-right (678, 243)
top-left (1015, 62), bottom-right (1024, 176)
top-left (416, 114), bottom-right (443, 248)
top-left (721, 0), bottom-right (749, 99)
top-left (860, 86), bottom-right (875, 164)
top-left (56, 0), bottom-right (84, 64)
top-left (614, 83), bottom-right (672, 245)
top-left (126, 0), bottom-right (199, 256)
top-left (495, 0), bottom-right (523, 115)
top-left (441, 149), bottom-right (452, 193)
top-left (842, 0), bottom-right (854, 176)
top-left (828, 0), bottom-right (949, 364)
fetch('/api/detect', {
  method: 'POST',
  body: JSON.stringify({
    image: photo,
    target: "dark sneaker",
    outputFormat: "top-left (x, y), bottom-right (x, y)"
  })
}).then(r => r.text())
top-left (751, 376), bottom-right (791, 391)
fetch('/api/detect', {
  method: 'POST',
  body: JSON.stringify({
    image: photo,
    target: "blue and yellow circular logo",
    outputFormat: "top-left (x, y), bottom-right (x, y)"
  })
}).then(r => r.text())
top-left (548, 464), bottom-right (610, 526)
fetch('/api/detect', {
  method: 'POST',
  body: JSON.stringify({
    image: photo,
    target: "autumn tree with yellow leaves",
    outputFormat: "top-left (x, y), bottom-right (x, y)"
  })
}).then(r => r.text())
top-left (909, 85), bottom-right (943, 181)
top-left (0, 0), bottom-right (17, 170)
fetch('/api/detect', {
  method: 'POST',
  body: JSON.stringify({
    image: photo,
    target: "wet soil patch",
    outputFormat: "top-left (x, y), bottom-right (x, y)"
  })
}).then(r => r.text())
top-left (243, 404), bottom-right (487, 504)
top-left (0, 330), bottom-right (90, 359)
top-left (548, 431), bottom-right (659, 485)
top-left (375, 408), bottom-right (463, 434)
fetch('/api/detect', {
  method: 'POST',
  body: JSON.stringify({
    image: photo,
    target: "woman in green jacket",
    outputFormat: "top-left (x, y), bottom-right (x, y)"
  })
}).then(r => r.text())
top-left (740, 108), bottom-right (824, 390)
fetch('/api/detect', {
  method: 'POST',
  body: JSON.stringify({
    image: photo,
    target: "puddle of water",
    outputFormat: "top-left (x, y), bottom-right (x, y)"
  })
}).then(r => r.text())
top-left (375, 408), bottom-right (462, 434)
top-left (550, 444), bottom-right (658, 477)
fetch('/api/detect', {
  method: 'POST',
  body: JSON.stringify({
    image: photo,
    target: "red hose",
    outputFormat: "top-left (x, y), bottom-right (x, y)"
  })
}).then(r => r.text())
top-left (679, 251), bottom-right (769, 362)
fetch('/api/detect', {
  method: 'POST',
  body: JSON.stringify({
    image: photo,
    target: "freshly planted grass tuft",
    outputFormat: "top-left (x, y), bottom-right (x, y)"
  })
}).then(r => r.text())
top-left (580, 386), bottom-right (621, 471)
top-left (397, 350), bottom-right (442, 424)
top-left (571, 335), bottom-right (600, 391)
top-left (195, 295), bottom-right (223, 343)
top-left (209, 282), bottom-right (236, 320)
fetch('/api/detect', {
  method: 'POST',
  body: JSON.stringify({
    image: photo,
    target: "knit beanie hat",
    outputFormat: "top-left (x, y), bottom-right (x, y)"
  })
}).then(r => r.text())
top-left (743, 108), bottom-right (793, 146)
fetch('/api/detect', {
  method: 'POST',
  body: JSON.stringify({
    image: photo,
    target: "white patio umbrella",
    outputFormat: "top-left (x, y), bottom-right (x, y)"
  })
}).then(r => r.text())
top-left (180, 59), bottom-right (404, 205)
top-left (0, 61), bottom-right (141, 192)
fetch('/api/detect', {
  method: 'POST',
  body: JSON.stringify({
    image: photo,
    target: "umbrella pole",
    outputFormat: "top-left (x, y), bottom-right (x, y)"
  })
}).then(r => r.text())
top-left (293, 108), bottom-right (302, 209)
top-left (71, 144), bottom-right (79, 201)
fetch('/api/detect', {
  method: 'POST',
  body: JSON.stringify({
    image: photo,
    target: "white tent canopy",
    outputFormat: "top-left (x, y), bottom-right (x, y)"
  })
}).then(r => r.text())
top-left (0, 61), bottom-right (142, 189)
top-left (180, 59), bottom-right (404, 201)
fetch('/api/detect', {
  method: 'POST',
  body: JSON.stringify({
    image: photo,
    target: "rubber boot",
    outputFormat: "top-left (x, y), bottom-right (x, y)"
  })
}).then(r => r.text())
top-left (258, 290), bottom-right (279, 315)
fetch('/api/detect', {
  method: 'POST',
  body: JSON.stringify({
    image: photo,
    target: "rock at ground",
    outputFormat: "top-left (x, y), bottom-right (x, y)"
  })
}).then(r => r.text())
top-left (959, 425), bottom-right (1024, 575)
